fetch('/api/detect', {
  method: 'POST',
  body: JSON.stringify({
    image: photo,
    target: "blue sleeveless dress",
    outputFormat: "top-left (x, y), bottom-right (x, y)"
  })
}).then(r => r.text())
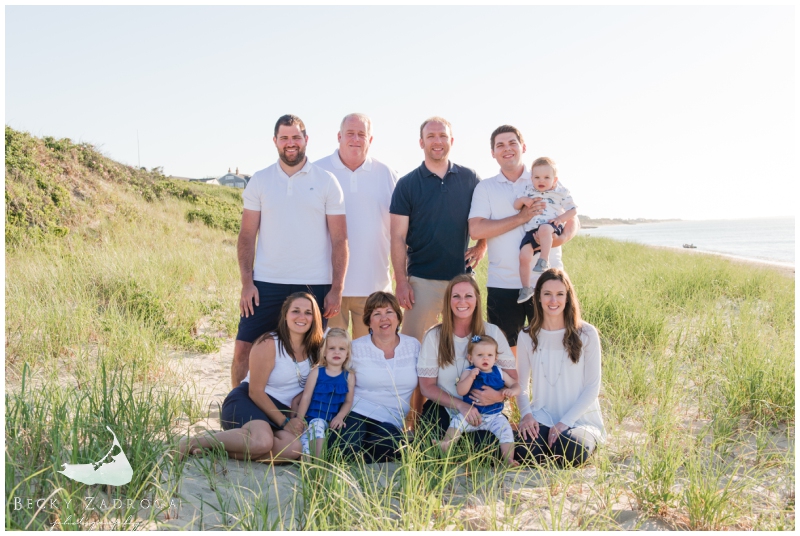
top-left (462, 365), bottom-right (505, 415)
top-left (307, 368), bottom-right (349, 421)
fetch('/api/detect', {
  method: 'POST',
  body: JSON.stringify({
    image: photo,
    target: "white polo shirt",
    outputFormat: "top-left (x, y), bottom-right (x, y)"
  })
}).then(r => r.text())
top-left (314, 151), bottom-right (397, 297)
top-left (243, 159), bottom-right (345, 285)
top-left (468, 166), bottom-right (563, 289)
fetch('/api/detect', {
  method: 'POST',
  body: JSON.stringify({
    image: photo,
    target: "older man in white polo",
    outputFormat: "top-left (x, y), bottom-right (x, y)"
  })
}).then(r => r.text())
top-left (315, 113), bottom-right (398, 339)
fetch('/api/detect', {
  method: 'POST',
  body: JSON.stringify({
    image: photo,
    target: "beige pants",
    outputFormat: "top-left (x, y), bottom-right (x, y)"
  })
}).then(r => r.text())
top-left (402, 276), bottom-right (449, 429)
top-left (327, 296), bottom-right (370, 340)
top-left (400, 276), bottom-right (449, 343)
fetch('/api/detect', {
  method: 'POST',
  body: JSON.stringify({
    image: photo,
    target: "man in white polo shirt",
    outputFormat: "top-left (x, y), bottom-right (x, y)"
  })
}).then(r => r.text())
top-left (315, 113), bottom-right (398, 339)
top-left (468, 125), bottom-right (579, 354)
top-left (232, 114), bottom-right (349, 387)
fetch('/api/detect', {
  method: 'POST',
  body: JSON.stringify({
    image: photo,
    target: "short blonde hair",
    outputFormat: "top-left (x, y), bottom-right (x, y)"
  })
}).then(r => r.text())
top-left (531, 156), bottom-right (557, 176)
top-left (318, 328), bottom-right (353, 371)
top-left (420, 116), bottom-right (452, 139)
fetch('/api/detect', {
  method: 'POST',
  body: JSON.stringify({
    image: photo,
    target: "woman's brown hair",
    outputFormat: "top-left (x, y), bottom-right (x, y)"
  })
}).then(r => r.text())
top-left (525, 269), bottom-right (584, 363)
top-left (361, 291), bottom-right (403, 329)
top-left (434, 275), bottom-right (485, 369)
top-left (255, 292), bottom-right (324, 364)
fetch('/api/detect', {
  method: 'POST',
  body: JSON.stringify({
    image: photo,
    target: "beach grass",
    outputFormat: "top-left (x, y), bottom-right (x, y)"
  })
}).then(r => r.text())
top-left (4, 128), bottom-right (795, 529)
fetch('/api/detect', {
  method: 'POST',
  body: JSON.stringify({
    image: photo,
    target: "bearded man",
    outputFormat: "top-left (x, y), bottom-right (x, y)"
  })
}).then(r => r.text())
top-left (230, 114), bottom-right (349, 387)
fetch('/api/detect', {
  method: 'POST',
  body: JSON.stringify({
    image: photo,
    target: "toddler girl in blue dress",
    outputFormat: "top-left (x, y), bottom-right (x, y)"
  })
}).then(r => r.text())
top-left (439, 334), bottom-right (521, 466)
top-left (296, 328), bottom-right (356, 459)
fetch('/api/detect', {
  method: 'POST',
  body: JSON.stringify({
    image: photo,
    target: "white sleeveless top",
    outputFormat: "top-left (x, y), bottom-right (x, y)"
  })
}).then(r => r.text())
top-left (242, 336), bottom-right (311, 407)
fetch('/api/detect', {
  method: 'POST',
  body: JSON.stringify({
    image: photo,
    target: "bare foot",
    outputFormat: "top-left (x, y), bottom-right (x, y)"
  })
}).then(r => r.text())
top-left (505, 457), bottom-right (520, 467)
top-left (438, 440), bottom-right (452, 453)
top-left (177, 437), bottom-right (203, 461)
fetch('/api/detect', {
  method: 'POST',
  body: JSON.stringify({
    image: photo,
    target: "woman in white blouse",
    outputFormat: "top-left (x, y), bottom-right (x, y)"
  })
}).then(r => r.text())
top-left (417, 274), bottom-right (518, 450)
top-left (516, 269), bottom-right (606, 466)
top-left (337, 291), bottom-right (420, 462)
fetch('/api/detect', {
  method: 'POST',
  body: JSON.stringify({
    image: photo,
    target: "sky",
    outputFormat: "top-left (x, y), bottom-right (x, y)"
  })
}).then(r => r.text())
top-left (4, 5), bottom-right (796, 220)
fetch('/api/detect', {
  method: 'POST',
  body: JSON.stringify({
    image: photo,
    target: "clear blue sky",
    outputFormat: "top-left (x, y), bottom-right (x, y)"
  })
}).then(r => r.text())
top-left (5, 5), bottom-right (796, 220)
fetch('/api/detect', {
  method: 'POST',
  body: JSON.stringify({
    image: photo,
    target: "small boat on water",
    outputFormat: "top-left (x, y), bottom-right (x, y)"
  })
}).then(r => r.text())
top-left (683, 244), bottom-right (697, 249)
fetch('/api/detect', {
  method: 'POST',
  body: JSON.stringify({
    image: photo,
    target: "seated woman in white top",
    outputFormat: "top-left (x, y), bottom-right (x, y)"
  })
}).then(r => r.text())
top-left (336, 291), bottom-right (420, 463)
top-left (516, 269), bottom-right (606, 466)
top-left (178, 293), bottom-right (324, 462)
top-left (417, 275), bottom-right (518, 453)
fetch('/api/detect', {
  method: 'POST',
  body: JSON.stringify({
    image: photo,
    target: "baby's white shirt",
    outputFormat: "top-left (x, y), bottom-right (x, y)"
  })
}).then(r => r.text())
top-left (513, 180), bottom-right (577, 232)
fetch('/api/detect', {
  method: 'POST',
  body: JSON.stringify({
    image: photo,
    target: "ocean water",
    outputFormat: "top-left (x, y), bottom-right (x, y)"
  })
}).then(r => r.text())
top-left (585, 218), bottom-right (795, 267)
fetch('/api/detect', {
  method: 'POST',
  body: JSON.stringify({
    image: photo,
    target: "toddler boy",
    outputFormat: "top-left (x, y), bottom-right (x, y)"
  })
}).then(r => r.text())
top-left (513, 157), bottom-right (577, 303)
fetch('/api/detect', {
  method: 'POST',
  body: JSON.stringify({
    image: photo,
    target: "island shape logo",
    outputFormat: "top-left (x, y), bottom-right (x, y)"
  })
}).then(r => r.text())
top-left (58, 426), bottom-right (133, 486)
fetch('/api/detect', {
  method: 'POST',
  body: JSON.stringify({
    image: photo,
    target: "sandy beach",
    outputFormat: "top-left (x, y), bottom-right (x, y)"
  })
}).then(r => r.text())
top-left (164, 264), bottom-right (794, 531)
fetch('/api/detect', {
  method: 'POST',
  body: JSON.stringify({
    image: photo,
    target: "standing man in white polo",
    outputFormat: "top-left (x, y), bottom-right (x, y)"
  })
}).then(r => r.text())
top-left (231, 114), bottom-right (349, 387)
top-left (315, 113), bottom-right (398, 339)
top-left (468, 125), bottom-right (579, 354)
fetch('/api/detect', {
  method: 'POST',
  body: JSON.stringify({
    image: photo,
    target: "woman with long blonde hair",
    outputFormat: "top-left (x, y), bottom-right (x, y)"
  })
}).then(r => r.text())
top-left (516, 269), bottom-right (606, 466)
top-left (417, 274), bottom-right (517, 452)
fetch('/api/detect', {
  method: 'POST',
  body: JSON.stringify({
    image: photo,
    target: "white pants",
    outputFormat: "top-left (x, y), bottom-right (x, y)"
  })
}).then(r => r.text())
top-left (449, 412), bottom-right (514, 444)
top-left (300, 418), bottom-right (329, 455)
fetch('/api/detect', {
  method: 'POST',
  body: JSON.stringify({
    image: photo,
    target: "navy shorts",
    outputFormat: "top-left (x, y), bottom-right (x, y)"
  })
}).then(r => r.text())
top-left (519, 222), bottom-right (563, 251)
top-left (236, 281), bottom-right (330, 343)
top-left (220, 382), bottom-right (291, 431)
top-left (487, 287), bottom-right (533, 347)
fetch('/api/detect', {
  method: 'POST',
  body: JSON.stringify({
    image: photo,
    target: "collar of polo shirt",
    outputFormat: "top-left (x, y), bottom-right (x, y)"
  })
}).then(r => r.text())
top-left (421, 161), bottom-right (458, 178)
top-left (496, 164), bottom-right (530, 184)
top-left (275, 158), bottom-right (312, 179)
top-left (332, 150), bottom-right (372, 172)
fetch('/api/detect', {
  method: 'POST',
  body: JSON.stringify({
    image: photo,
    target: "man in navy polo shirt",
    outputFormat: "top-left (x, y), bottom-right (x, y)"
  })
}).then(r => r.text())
top-left (390, 117), bottom-right (487, 343)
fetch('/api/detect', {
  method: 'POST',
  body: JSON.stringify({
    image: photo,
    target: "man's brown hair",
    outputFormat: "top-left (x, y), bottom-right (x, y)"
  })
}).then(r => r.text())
top-left (274, 114), bottom-right (307, 137)
top-left (490, 125), bottom-right (524, 150)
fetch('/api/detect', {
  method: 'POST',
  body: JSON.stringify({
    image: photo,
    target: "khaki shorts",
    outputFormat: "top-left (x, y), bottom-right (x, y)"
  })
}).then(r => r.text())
top-left (327, 296), bottom-right (370, 340)
top-left (400, 276), bottom-right (449, 343)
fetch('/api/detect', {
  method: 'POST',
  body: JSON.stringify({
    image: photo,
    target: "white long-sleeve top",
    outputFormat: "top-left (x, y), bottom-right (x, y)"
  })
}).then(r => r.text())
top-left (516, 323), bottom-right (606, 444)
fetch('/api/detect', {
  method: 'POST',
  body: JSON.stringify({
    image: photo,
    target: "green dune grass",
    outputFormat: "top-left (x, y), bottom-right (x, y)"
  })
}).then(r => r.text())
top-left (4, 127), bottom-right (794, 530)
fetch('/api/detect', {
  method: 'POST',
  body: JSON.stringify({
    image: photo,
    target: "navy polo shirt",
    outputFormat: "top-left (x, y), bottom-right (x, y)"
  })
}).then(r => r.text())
top-left (390, 161), bottom-right (481, 281)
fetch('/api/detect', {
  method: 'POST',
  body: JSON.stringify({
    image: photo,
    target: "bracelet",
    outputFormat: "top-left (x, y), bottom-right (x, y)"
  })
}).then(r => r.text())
top-left (279, 416), bottom-right (290, 429)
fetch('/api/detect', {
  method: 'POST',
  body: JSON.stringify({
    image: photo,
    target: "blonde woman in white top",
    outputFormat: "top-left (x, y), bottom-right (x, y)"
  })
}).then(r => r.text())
top-left (178, 293), bottom-right (324, 462)
top-left (516, 269), bottom-right (606, 466)
top-left (417, 274), bottom-right (518, 455)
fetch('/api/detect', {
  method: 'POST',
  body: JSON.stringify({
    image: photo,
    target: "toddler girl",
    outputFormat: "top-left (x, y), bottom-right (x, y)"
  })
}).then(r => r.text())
top-left (440, 334), bottom-right (521, 466)
top-left (296, 328), bottom-right (356, 459)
